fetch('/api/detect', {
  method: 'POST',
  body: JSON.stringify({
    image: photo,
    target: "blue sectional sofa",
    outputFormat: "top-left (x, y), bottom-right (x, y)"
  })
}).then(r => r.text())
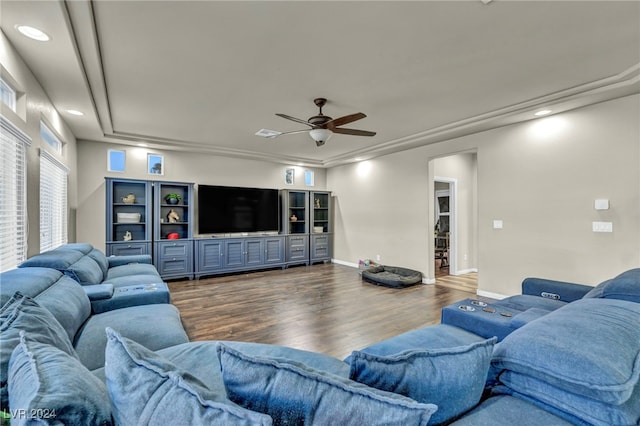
top-left (2, 254), bottom-right (640, 425)
top-left (18, 243), bottom-right (163, 289)
top-left (442, 268), bottom-right (640, 341)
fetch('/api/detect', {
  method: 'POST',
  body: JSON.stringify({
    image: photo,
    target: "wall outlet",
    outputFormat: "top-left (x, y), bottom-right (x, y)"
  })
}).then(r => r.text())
top-left (376, 254), bottom-right (381, 261)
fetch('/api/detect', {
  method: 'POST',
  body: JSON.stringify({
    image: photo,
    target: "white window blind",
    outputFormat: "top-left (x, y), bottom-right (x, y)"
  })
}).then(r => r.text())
top-left (0, 115), bottom-right (31, 271)
top-left (39, 149), bottom-right (69, 252)
top-left (0, 78), bottom-right (17, 112)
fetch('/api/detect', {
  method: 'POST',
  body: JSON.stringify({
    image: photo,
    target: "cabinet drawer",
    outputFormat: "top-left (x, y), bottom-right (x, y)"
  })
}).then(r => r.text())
top-left (288, 235), bottom-right (308, 248)
top-left (157, 241), bottom-right (190, 257)
top-left (158, 257), bottom-right (191, 275)
top-left (107, 242), bottom-right (150, 256)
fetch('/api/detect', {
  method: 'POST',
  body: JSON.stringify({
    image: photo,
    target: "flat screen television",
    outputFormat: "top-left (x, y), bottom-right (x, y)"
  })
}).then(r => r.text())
top-left (197, 185), bottom-right (279, 234)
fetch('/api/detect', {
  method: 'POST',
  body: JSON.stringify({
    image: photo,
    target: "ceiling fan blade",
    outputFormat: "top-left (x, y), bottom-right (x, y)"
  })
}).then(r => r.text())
top-left (324, 112), bottom-right (366, 129)
top-left (332, 127), bottom-right (376, 137)
top-left (275, 113), bottom-right (313, 127)
top-left (278, 129), bottom-right (311, 137)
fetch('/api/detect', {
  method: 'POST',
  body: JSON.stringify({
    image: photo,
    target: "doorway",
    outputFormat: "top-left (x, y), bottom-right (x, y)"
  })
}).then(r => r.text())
top-left (429, 151), bottom-right (478, 285)
top-left (434, 178), bottom-right (455, 276)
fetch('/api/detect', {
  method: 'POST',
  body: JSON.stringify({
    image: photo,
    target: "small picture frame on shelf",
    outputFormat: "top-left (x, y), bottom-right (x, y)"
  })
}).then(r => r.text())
top-left (148, 154), bottom-right (164, 175)
top-left (285, 168), bottom-right (294, 185)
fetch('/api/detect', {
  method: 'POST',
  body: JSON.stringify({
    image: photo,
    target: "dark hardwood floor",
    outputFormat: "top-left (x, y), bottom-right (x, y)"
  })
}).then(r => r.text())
top-left (168, 263), bottom-right (478, 360)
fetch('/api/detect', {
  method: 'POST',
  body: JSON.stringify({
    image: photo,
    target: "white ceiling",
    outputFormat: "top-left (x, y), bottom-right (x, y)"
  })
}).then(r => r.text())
top-left (2, 1), bottom-right (639, 167)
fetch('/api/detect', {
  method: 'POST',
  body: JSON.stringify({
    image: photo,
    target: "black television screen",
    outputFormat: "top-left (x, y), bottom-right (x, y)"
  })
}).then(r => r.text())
top-left (197, 185), bottom-right (279, 234)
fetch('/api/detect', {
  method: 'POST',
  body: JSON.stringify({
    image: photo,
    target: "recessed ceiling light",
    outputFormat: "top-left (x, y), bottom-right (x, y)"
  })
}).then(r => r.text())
top-left (66, 109), bottom-right (84, 116)
top-left (534, 109), bottom-right (552, 116)
top-left (137, 143), bottom-right (148, 147)
top-left (16, 25), bottom-right (50, 41)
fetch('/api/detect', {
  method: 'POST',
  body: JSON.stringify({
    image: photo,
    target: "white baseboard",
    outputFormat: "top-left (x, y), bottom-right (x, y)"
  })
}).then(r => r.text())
top-left (452, 268), bottom-right (478, 275)
top-left (331, 258), bottom-right (359, 269)
top-left (423, 277), bottom-right (436, 284)
top-left (477, 289), bottom-right (508, 300)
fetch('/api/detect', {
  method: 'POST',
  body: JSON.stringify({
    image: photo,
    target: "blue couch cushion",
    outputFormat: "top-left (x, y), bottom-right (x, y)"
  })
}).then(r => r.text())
top-left (8, 332), bottom-right (112, 425)
top-left (18, 249), bottom-right (83, 270)
top-left (101, 274), bottom-right (165, 288)
top-left (217, 343), bottom-right (437, 425)
top-left (87, 249), bottom-right (109, 277)
top-left (447, 395), bottom-right (576, 426)
top-left (64, 256), bottom-right (105, 285)
top-left (492, 298), bottom-right (640, 405)
top-left (58, 243), bottom-right (94, 254)
top-left (74, 303), bottom-right (189, 370)
top-left (0, 268), bottom-right (91, 341)
top-left (584, 268), bottom-right (640, 303)
top-left (105, 263), bottom-right (160, 281)
top-left (494, 294), bottom-right (567, 312)
top-left (0, 292), bottom-right (78, 409)
top-left (105, 329), bottom-right (272, 425)
top-left (498, 371), bottom-right (640, 426)
top-left (349, 337), bottom-right (496, 425)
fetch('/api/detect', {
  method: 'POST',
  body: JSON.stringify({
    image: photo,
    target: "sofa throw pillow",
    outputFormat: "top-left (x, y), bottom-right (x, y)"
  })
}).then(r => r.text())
top-left (583, 268), bottom-right (640, 303)
top-left (0, 292), bottom-right (77, 410)
top-left (8, 332), bottom-right (112, 425)
top-left (492, 298), bottom-right (640, 405)
top-left (217, 343), bottom-right (436, 426)
top-left (349, 337), bottom-right (496, 425)
top-left (104, 328), bottom-right (272, 426)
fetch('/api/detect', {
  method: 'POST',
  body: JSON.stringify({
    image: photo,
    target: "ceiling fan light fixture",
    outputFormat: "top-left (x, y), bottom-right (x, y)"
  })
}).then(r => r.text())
top-left (309, 128), bottom-right (332, 146)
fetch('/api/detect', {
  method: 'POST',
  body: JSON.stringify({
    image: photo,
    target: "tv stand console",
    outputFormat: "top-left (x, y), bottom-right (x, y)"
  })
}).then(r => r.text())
top-left (195, 235), bottom-right (286, 279)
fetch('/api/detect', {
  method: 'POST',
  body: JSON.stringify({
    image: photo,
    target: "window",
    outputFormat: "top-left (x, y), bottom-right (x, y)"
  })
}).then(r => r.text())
top-left (0, 77), bottom-right (17, 112)
top-left (0, 115), bottom-right (31, 271)
top-left (39, 150), bottom-right (69, 252)
top-left (40, 121), bottom-right (62, 154)
top-left (108, 149), bottom-right (126, 172)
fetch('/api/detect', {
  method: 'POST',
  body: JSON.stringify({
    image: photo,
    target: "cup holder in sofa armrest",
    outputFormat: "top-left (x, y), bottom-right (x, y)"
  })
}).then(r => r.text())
top-left (83, 284), bottom-right (115, 301)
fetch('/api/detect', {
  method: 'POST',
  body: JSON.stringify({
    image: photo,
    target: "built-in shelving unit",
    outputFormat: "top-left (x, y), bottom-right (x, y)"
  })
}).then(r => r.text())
top-left (107, 180), bottom-right (332, 280)
top-left (105, 178), bottom-right (152, 256)
top-left (280, 189), bottom-right (310, 267)
top-left (310, 191), bottom-right (332, 264)
top-left (154, 181), bottom-right (194, 280)
top-left (105, 178), bottom-right (194, 280)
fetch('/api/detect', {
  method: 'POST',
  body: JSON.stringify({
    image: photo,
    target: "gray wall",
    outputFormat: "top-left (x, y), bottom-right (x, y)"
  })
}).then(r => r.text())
top-left (76, 141), bottom-right (327, 249)
top-left (328, 94), bottom-right (639, 296)
top-left (1, 31), bottom-right (78, 257)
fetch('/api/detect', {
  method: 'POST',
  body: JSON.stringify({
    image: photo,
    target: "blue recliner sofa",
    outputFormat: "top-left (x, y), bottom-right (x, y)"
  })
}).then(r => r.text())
top-left (18, 243), bottom-right (170, 313)
top-left (442, 268), bottom-right (640, 341)
top-left (2, 255), bottom-right (639, 425)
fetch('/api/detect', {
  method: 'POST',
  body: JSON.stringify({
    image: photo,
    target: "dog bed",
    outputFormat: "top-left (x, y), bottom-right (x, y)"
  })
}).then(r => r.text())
top-left (362, 265), bottom-right (423, 288)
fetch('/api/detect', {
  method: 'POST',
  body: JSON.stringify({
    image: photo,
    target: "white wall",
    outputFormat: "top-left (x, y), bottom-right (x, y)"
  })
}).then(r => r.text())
top-left (76, 141), bottom-right (327, 249)
top-left (1, 31), bottom-right (78, 256)
top-left (328, 94), bottom-right (640, 296)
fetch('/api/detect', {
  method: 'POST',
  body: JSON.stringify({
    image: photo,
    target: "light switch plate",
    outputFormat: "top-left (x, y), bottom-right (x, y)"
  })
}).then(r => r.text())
top-left (592, 221), bottom-right (613, 232)
top-left (493, 220), bottom-right (503, 229)
top-left (594, 199), bottom-right (609, 210)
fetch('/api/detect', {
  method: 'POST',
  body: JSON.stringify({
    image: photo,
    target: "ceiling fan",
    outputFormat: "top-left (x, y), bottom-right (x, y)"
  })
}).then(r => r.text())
top-left (256, 98), bottom-right (376, 147)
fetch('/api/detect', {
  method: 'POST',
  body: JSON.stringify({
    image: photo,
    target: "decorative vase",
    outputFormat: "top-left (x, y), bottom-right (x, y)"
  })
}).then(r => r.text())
top-left (167, 198), bottom-right (179, 205)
